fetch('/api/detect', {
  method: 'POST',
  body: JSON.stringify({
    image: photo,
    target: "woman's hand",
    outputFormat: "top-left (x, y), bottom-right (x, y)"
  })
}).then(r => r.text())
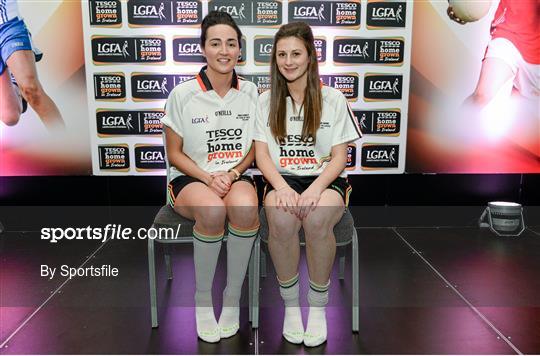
top-left (297, 186), bottom-right (322, 220)
top-left (207, 171), bottom-right (231, 197)
top-left (274, 186), bottom-right (300, 215)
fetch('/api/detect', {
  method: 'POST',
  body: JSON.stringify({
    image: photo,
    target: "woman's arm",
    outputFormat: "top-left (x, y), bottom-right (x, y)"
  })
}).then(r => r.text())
top-left (164, 125), bottom-right (228, 196)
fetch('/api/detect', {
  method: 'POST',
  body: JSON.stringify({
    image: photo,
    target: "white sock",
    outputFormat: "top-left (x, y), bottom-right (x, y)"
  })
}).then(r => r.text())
top-left (218, 224), bottom-right (258, 338)
top-left (279, 274), bottom-right (304, 344)
top-left (195, 307), bottom-right (220, 343)
top-left (304, 279), bottom-right (330, 347)
top-left (193, 229), bottom-right (223, 343)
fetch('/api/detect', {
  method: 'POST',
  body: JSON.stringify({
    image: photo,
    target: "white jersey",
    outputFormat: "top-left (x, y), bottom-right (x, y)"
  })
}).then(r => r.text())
top-left (161, 66), bottom-right (258, 182)
top-left (0, 0), bottom-right (19, 24)
top-left (254, 86), bottom-right (362, 177)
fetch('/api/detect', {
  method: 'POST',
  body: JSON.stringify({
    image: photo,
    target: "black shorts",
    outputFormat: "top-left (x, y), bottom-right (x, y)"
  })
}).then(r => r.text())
top-left (167, 175), bottom-right (255, 207)
top-left (263, 175), bottom-right (351, 206)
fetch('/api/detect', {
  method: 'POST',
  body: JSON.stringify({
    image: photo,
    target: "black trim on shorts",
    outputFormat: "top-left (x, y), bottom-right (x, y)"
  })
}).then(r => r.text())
top-left (263, 175), bottom-right (351, 206)
top-left (168, 175), bottom-right (255, 207)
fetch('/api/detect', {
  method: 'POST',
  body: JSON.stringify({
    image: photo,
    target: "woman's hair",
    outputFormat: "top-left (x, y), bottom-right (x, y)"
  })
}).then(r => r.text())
top-left (200, 11), bottom-right (242, 48)
top-left (269, 22), bottom-right (322, 144)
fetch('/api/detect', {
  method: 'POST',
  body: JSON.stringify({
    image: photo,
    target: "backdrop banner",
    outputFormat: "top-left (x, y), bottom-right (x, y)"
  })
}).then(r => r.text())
top-left (82, 0), bottom-right (413, 176)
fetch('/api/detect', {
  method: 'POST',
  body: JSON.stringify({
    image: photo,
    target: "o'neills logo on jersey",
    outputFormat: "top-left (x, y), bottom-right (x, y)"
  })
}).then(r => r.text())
top-left (173, 37), bottom-right (204, 63)
top-left (128, 0), bottom-right (202, 25)
top-left (210, 0), bottom-right (282, 26)
top-left (135, 145), bottom-right (166, 171)
top-left (321, 74), bottom-right (359, 101)
top-left (354, 110), bottom-right (401, 135)
top-left (94, 73), bottom-right (126, 101)
top-left (361, 144), bottom-right (399, 169)
top-left (96, 110), bottom-right (137, 136)
top-left (367, 1), bottom-right (406, 29)
top-left (206, 129), bottom-right (244, 163)
top-left (131, 74), bottom-right (192, 100)
top-left (289, 1), bottom-right (360, 27)
top-left (89, 0), bottom-right (122, 26)
top-left (241, 74), bottom-right (270, 94)
top-left (364, 74), bottom-right (402, 100)
top-left (333, 38), bottom-right (404, 65)
top-left (346, 144), bottom-right (356, 170)
top-left (99, 145), bottom-right (130, 171)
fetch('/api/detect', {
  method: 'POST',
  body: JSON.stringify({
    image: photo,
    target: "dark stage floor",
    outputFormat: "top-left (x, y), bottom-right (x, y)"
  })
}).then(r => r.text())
top-left (0, 206), bottom-right (539, 354)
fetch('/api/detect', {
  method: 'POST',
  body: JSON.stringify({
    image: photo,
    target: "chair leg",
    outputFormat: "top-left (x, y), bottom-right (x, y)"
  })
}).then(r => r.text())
top-left (352, 228), bottom-right (359, 332)
top-left (260, 249), bottom-right (267, 278)
top-left (339, 252), bottom-right (346, 280)
top-left (248, 241), bottom-right (254, 323)
top-left (252, 236), bottom-right (261, 329)
top-left (164, 244), bottom-right (173, 280)
top-left (148, 237), bottom-right (159, 328)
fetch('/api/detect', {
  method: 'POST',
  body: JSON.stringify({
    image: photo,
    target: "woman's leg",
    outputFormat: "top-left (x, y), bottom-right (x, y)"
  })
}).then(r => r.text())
top-left (301, 189), bottom-right (344, 347)
top-left (218, 180), bottom-right (259, 338)
top-left (0, 69), bottom-right (21, 126)
top-left (174, 182), bottom-right (226, 343)
top-left (265, 190), bottom-right (304, 344)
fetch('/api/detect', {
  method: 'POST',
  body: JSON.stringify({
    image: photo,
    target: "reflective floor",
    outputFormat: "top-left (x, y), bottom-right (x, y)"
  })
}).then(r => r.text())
top-left (0, 206), bottom-right (539, 354)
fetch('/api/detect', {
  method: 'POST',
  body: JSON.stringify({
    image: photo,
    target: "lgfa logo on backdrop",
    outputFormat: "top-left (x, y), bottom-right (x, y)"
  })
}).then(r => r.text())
top-left (361, 144), bottom-right (399, 169)
top-left (210, 0), bottom-right (282, 26)
top-left (128, 0), bottom-right (203, 25)
top-left (135, 145), bottom-right (166, 171)
top-left (364, 74), bottom-right (402, 100)
top-left (288, 1), bottom-right (360, 27)
top-left (173, 37), bottom-right (204, 63)
top-left (131, 74), bottom-right (193, 100)
top-left (367, 1), bottom-right (406, 28)
top-left (89, 0), bottom-right (122, 26)
top-left (333, 38), bottom-right (404, 65)
top-left (91, 37), bottom-right (165, 64)
top-left (96, 110), bottom-right (137, 136)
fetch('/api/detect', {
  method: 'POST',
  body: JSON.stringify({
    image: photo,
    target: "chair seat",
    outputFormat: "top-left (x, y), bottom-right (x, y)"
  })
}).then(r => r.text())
top-left (152, 205), bottom-right (195, 241)
top-left (258, 207), bottom-right (354, 246)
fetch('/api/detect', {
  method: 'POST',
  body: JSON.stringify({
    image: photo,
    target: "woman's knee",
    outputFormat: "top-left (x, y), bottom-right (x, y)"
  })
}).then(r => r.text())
top-left (1, 110), bottom-right (20, 126)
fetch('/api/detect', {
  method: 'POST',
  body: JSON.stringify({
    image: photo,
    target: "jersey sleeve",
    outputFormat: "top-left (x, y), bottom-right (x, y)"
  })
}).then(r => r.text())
top-left (253, 95), bottom-right (268, 143)
top-left (332, 92), bottom-right (362, 146)
top-left (160, 90), bottom-right (183, 138)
